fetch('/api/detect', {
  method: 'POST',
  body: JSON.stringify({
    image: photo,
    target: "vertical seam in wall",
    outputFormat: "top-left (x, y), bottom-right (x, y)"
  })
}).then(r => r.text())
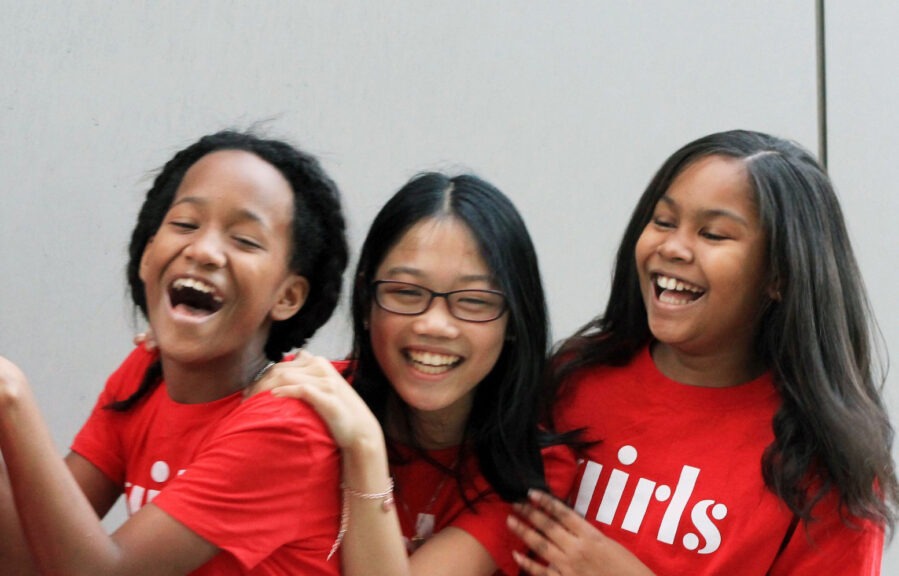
top-left (816, 0), bottom-right (828, 168)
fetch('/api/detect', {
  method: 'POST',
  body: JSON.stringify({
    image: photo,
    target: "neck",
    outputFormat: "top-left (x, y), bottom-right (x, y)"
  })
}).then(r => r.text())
top-left (387, 396), bottom-right (469, 450)
top-left (161, 352), bottom-right (272, 404)
top-left (650, 342), bottom-right (765, 388)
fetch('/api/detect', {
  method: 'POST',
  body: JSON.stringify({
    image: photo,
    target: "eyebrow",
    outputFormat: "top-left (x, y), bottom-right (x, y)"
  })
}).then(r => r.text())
top-left (170, 196), bottom-right (270, 228)
top-left (382, 266), bottom-right (495, 284)
top-left (656, 195), bottom-right (750, 227)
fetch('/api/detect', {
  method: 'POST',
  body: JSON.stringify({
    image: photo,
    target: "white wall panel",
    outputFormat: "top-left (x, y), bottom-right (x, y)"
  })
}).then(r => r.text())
top-left (4, 0), bottom-right (869, 564)
top-left (826, 1), bottom-right (899, 570)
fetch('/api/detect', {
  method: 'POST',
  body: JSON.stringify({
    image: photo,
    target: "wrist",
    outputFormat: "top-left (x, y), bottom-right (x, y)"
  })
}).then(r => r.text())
top-left (343, 427), bottom-right (387, 462)
top-left (340, 431), bottom-right (391, 494)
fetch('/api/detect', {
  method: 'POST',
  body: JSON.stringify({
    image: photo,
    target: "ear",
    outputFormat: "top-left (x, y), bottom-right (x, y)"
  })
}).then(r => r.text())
top-left (138, 237), bottom-right (155, 284)
top-left (270, 273), bottom-right (309, 321)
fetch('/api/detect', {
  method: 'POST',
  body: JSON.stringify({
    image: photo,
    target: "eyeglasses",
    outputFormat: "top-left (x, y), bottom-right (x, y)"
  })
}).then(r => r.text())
top-left (371, 280), bottom-right (508, 323)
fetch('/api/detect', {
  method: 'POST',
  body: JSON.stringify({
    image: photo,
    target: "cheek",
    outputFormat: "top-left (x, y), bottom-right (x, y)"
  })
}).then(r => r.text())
top-left (471, 322), bottom-right (508, 371)
top-left (634, 229), bottom-right (655, 269)
top-left (368, 310), bottom-right (400, 366)
top-left (634, 233), bottom-right (655, 286)
top-left (139, 246), bottom-right (154, 284)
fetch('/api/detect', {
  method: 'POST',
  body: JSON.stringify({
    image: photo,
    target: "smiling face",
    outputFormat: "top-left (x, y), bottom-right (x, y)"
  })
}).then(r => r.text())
top-left (139, 149), bottom-right (308, 369)
top-left (635, 155), bottom-right (772, 384)
top-left (369, 217), bottom-right (508, 441)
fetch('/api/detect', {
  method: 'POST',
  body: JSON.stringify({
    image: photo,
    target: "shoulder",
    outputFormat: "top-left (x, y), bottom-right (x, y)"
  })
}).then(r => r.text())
top-left (541, 443), bottom-right (579, 500)
top-left (330, 358), bottom-right (352, 372)
top-left (771, 489), bottom-right (885, 574)
top-left (225, 390), bottom-right (333, 443)
top-left (100, 344), bottom-right (160, 399)
top-left (554, 351), bottom-right (642, 411)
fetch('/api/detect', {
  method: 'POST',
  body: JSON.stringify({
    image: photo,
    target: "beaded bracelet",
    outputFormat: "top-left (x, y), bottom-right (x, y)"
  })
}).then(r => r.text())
top-left (328, 478), bottom-right (395, 560)
top-left (343, 480), bottom-right (395, 510)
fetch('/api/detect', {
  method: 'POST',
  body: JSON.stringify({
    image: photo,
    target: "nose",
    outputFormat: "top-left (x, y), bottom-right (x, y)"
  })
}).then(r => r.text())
top-left (411, 296), bottom-right (460, 339)
top-left (656, 229), bottom-right (693, 263)
top-left (183, 228), bottom-right (227, 269)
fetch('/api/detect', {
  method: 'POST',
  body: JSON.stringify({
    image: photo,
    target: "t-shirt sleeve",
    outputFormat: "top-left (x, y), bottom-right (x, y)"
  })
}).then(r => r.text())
top-left (70, 345), bottom-right (157, 485)
top-left (450, 491), bottom-right (517, 575)
top-left (452, 444), bottom-right (579, 576)
top-left (150, 392), bottom-right (341, 571)
top-left (544, 443), bottom-right (579, 501)
top-left (768, 490), bottom-right (884, 576)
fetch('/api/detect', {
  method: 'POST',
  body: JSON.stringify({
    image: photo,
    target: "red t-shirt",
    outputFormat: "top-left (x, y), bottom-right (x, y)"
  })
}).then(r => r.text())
top-left (391, 442), bottom-right (576, 575)
top-left (330, 359), bottom-right (578, 575)
top-left (72, 345), bottom-right (341, 575)
top-left (555, 346), bottom-right (884, 575)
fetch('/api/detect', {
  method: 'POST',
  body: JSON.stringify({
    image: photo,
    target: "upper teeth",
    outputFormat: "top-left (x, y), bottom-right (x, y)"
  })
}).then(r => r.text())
top-left (173, 278), bottom-right (222, 301)
top-left (655, 275), bottom-right (702, 293)
top-left (408, 351), bottom-right (460, 367)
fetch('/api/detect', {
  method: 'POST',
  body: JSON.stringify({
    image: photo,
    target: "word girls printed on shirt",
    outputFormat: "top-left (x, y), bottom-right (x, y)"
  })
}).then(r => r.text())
top-left (126, 460), bottom-right (187, 514)
top-left (571, 444), bottom-right (727, 555)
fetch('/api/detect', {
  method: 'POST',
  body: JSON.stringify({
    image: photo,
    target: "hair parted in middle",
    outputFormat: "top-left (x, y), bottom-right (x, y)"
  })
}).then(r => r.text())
top-left (552, 129), bottom-right (897, 530)
top-left (349, 172), bottom-right (551, 502)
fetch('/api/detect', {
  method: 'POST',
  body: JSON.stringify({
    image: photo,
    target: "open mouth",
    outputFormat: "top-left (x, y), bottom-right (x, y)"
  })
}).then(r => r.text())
top-left (168, 277), bottom-right (224, 316)
top-left (405, 350), bottom-right (463, 375)
top-left (653, 274), bottom-right (704, 305)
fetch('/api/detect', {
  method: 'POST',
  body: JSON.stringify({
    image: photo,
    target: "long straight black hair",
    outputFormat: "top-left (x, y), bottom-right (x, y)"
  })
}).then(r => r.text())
top-left (552, 129), bottom-right (897, 529)
top-left (350, 172), bottom-right (551, 502)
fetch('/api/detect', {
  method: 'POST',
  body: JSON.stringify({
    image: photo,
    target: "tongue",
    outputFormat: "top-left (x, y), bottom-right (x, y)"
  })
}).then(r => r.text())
top-left (659, 289), bottom-right (699, 305)
top-left (173, 303), bottom-right (215, 317)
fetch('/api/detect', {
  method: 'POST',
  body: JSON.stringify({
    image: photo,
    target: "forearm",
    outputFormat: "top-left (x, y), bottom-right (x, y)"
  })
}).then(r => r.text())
top-left (339, 431), bottom-right (411, 576)
top-left (0, 375), bottom-right (120, 575)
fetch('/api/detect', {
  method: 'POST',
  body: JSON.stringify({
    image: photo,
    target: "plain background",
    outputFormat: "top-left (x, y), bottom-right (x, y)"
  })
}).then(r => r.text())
top-left (1, 1), bottom-right (896, 570)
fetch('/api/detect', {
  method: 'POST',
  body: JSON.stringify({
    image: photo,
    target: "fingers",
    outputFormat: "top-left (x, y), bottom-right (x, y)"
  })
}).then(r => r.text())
top-left (255, 355), bottom-right (380, 450)
top-left (514, 491), bottom-right (580, 544)
top-left (527, 489), bottom-right (589, 535)
top-left (507, 489), bottom-right (591, 574)
top-left (248, 350), bottom-right (336, 396)
top-left (507, 509), bottom-right (565, 568)
top-left (133, 329), bottom-right (157, 350)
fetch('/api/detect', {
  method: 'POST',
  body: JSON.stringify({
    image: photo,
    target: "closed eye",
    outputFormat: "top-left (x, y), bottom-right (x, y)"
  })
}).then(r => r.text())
top-left (234, 236), bottom-right (264, 250)
top-left (393, 287), bottom-right (426, 298)
top-left (652, 217), bottom-right (675, 229)
top-left (700, 230), bottom-right (729, 241)
top-left (169, 220), bottom-right (198, 231)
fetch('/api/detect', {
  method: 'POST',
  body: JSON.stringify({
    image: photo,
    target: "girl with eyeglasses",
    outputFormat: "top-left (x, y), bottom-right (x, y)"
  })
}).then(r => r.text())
top-left (253, 172), bottom-right (577, 575)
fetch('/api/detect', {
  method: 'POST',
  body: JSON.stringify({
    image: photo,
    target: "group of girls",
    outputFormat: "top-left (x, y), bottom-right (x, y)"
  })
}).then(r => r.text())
top-left (0, 127), bottom-right (895, 575)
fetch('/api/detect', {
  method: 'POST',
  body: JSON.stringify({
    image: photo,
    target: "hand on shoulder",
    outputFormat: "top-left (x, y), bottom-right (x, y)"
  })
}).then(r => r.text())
top-left (247, 350), bottom-right (384, 453)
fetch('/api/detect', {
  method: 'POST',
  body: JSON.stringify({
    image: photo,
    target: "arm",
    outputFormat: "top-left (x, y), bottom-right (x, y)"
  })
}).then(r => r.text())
top-left (0, 455), bottom-right (38, 575)
top-left (1, 434), bottom-right (128, 574)
top-left (253, 351), bottom-right (498, 576)
top-left (507, 489), bottom-right (656, 576)
top-left (0, 356), bottom-right (218, 576)
top-left (767, 490), bottom-right (884, 576)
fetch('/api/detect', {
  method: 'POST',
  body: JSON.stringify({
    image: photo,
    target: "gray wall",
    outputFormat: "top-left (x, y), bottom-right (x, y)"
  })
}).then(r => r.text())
top-left (1, 1), bottom-right (895, 569)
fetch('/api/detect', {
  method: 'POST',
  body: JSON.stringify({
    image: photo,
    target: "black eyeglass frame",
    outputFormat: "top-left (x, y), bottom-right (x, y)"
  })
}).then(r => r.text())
top-left (371, 280), bottom-right (508, 323)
